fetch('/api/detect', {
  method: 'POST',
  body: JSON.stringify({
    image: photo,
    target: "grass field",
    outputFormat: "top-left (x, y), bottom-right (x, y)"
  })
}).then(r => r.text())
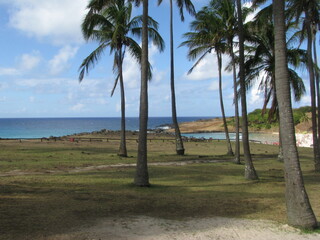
top-left (0, 133), bottom-right (319, 239)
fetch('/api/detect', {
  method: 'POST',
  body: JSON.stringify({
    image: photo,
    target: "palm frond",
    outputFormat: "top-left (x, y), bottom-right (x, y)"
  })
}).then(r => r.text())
top-left (187, 49), bottom-right (211, 75)
top-left (78, 43), bottom-right (107, 82)
top-left (111, 74), bottom-right (120, 97)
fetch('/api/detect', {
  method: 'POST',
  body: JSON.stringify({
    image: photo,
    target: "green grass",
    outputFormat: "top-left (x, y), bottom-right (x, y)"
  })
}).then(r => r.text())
top-left (0, 137), bottom-right (319, 239)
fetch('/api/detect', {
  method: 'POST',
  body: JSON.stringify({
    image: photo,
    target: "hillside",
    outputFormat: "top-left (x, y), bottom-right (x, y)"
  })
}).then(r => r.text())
top-left (167, 107), bottom-right (313, 134)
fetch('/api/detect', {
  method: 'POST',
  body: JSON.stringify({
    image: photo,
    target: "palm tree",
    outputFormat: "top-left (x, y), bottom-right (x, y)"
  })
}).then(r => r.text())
top-left (79, 0), bottom-right (141, 157)
top-left (135, 0), bottom-right (150, 186)
top-left (134, 0), bottom-right (165, 187)
top-left (86, 0), bottom-right (163, 186)
top-left (236, 0), bottom-right (258, 180)
top-left (313, 25), bottom-right (320, 144)
top-left (273, 0), bottom-right (318, 229)
top-left (79, 0), bottom-right (161, 158)
top-left (80, 1), bottom-right (164, 187)
top-left (287, 0), bottom-right (320, 171)
top-left (181, 6), bottom-right (233, 156)
top-left (157, 0), bottom-right (195, 155)
top-left (244, 4), bottom-right (307, 148)
top-left (217, 44), bottom-right (234, 156)
top-left (209, 0), bottom-right (240, 162)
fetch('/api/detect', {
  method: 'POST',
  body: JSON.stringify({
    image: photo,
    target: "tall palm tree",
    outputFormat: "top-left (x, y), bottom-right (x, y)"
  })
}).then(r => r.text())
top-left (217, 45), bottom-right (234, 156)
top-left (80, 0), bottom-right (164, 186)
top-left (273, 0), bottom-right (318, 229)
top-left (312, 25), bottom-right (320, 144)
top-left (287, 0), bottom-right (320, 171)
top-left (236, 0), bottom-right (258, 180)
top-left (157, 0), bottom-right (195, 155)
top-left (79, 0), bottom-right (142, 157)
top-left (209, 0), bottom-right (240, 162)
top-left (244, 4), bottom-right (307, 161)
top-left (134, 0), bottom-right (165, 186)
top-left (135, 0), bottom-right (150, 186)
top-left (181, 6), bottom-right (233, 156)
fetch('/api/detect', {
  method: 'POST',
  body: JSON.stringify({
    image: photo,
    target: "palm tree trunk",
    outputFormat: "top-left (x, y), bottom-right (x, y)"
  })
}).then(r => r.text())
top-left (170, 0), bottom-right (185, 155)
top-left (135, 0), bottom-right (150, 187)
top-left (231, 41), bottom-right (240, 163)
top-left (273, 0), bottom-right (318, 229)
top-left (313, 32), bottom-right (320, 171)
top-left (278, 125), bottom-right (284, 162)
top-left (306, 18), bottom-right (320, 172)
top-left (218, 53), bottom-right (233, 156)
top-left (118, 50), bottom-right (127, 157)
top-left (236, 0), bottom-right (258, 180)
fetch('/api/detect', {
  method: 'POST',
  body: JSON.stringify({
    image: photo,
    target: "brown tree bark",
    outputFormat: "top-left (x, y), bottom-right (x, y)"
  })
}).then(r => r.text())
top-left (236, 0), bottom-right (258, 179)
top-left (135, 0), bottom-right (150, 187)
top-left (169, 0), bottom-right (185, 155)
top-left (217, 52), bottom-right (233, 156)
top-left (118, 50), bottom-right (128, 157)
top-left (273, 0), bottom-right (318, 229)
top-left (230, 40), bottom-right (240, 163)
top-left (306, 17), bottom-right (320, 172)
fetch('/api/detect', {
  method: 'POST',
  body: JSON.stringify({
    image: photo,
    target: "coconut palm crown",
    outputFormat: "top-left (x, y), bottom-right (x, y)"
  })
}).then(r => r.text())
top-left (79, 0), bottom-right (164, 157)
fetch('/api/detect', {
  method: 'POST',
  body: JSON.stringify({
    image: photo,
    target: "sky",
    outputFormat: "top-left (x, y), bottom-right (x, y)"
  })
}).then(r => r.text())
top-left (0, 0), bottom-right (315, 118)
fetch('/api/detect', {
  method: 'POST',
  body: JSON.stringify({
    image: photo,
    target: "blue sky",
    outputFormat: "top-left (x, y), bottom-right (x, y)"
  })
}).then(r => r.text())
top-left (0, 0), bottom-right (314, 118)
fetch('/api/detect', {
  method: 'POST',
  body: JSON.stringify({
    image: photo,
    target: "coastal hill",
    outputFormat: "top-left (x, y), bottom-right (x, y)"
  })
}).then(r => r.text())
top-left (168, 107), bottom-right (312, 134)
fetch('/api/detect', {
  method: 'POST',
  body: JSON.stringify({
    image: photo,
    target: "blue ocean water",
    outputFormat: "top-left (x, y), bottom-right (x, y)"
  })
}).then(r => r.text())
top-left (182, 132), bottom-right (279, 143)
top-left (0, 117), bottom-right (212, 139)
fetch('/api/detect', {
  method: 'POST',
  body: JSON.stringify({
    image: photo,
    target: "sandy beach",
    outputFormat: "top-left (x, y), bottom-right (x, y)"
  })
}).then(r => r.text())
top-left (166, 118), bottom-right (314, 147)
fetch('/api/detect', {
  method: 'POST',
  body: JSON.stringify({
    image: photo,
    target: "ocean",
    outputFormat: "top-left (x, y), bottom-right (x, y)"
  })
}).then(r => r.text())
top-left (0, 117), bottom-right (212, 139)
top-left (182, 132), bottom-right (280, 144)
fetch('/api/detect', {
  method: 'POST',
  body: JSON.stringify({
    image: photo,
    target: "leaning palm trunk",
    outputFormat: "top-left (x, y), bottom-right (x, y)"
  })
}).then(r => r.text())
top-left (135, 0), bottom-right (150, 187)
top-left (230, 40), bottom-right (240, 163)
top-left (236, 0), bottom-right (258, 179)
top-left (169, 0), bottom-right (185, 155)
top-left (306, 19), bottom-right (320, 172)
top-left (273, 0), bottom-right (318, 229)
top-left (118, 51), bottom-right (127, 157)
top-left (218, 53), bottom-right (233, 156)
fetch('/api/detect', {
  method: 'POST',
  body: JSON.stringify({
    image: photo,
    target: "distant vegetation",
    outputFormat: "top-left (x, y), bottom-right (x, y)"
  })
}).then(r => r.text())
top-left (228, 106), bottom-right (312, 131)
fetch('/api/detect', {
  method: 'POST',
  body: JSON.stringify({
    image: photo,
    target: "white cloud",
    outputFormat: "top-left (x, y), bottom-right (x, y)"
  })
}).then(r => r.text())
top-left (19, 52), bottom-right (41, 71)
top-left (48, 45), bottom-right (79, 75)
top-left (123, 55), bottom-right (140, 89)
top-left (0, 51), bottom-right (41, 76)
top-left (248, 79), bottom-right (264, 106)
top-left (300, 95), bottom-right (311, 106)
top-left (0, 96), bottom-right (7, 102)
top-left (16, 77), bottom-right (68, 87)
top-left (71, 103), bottom-right (85, 112)
top-left (209, 80), bottom-right (219, 91)
top-left (184, 53), bottom-right (232, 81)
top-left (122, 44), bottom-right (164, 89)
top-left (152, 69), bottom-right (167, 83)
top-left (5, 0), bottom-right (87, 45)
top-left (29, 96), bottom-right (35, 103)
top-left (0, 67), bottom-right (19, 76)
top-left (116, 102), bottom-right (121, 113)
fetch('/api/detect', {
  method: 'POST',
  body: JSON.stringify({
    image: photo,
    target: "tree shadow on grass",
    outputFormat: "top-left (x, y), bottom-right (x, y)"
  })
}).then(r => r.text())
top-left (0, 163), bottom-right (288, 240)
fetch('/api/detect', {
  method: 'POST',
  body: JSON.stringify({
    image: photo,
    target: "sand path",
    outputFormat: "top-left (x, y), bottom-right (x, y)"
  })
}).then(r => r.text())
top-left (46, 216), bottom-right (320, 240)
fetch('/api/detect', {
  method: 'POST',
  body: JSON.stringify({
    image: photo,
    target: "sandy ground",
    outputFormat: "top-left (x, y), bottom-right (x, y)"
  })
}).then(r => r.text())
top-left (167, 118), bottom-right (234, 133)
top-left (46, 216), bottom-right (320, 240)
top-left (165, 117), bottom-right (312, 134)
